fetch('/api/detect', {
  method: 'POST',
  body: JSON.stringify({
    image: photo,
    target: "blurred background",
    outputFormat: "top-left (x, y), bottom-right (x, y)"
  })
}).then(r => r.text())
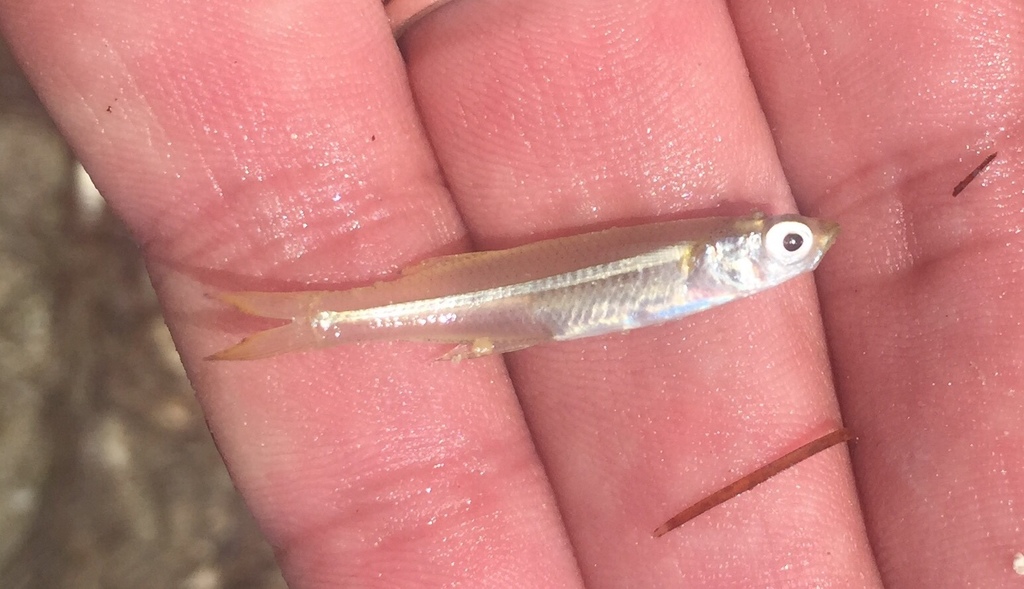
top-left (0, 39), bottom-right (286, 588)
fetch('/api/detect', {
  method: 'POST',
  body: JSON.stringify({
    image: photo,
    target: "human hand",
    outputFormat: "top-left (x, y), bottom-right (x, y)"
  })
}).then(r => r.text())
top-left (1, 0), bottom-right (1020, 587)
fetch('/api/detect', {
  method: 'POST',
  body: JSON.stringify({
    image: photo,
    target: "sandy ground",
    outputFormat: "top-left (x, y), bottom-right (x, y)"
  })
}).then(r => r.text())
top-left (0, 39), bottom-right (287, 589)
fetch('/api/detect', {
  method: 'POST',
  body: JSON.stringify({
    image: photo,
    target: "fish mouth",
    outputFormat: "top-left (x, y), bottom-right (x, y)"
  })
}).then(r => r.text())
top-left (816, 219), bottom-right (840, 252)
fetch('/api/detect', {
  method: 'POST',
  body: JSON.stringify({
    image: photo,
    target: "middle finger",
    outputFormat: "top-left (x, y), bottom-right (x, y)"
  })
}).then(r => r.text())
top-left (401, 0), bottom-right (878, 586)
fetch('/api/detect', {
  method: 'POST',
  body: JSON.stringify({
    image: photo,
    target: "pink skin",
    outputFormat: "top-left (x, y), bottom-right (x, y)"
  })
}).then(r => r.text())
top-left (2, 0), bottom-right (1021, 586)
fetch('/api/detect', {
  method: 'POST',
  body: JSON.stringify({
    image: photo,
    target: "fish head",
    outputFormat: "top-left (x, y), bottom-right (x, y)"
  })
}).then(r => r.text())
top-left (753, 214), bottom-right (839, 285)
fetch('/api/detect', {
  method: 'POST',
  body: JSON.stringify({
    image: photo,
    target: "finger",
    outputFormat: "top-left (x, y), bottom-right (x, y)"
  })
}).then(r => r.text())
top-left (730, 0), bottom-right (1024, 585)
top-left (0, 2), bottom-right (583, 587)
top-left (402, 1), bottom-right (877, 586)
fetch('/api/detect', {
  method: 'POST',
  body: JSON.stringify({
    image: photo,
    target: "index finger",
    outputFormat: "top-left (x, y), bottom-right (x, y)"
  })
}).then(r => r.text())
top-left (0, 2), bottom-right (583, 587)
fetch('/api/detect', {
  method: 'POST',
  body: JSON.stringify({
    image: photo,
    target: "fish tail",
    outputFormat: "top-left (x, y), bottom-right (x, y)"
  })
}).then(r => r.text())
top-left (212, 290), bottom-right (322, 320)
top-left (206, 321), bottom-right (319, 361)
top-left (208, 291), bottom-right (324, 361)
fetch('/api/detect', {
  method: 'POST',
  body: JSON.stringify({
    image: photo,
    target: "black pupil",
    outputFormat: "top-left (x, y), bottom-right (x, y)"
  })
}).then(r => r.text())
top-left (782, 233), bottom-right (804, 252)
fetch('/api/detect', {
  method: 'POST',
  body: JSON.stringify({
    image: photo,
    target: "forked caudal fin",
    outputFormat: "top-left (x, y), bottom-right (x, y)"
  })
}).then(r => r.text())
top-left (206, 323), bottom-right (314, 360)
top-left (207, 291), bottom-right (321, 361)
top-left (214, 291), bottom-right (321, 320)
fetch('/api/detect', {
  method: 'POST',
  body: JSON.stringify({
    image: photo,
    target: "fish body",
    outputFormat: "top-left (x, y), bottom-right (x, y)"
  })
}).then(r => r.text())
top-left (210, 214), bottom-right (838, 361)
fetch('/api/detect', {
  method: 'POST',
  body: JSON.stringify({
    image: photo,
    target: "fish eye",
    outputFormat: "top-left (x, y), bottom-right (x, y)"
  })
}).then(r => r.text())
top-left (766, 220), bottom-right (814, 263)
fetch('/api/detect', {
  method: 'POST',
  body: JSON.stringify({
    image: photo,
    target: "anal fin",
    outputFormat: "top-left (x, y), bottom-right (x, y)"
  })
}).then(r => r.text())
top-left (438, 338), bottom-right (541, 363)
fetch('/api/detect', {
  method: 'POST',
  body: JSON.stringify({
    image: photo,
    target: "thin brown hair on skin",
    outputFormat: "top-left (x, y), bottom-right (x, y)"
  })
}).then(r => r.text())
top-left (952, 152), bottom-right (998, 197)
top-left (653, 428), bottom-right (852, 537)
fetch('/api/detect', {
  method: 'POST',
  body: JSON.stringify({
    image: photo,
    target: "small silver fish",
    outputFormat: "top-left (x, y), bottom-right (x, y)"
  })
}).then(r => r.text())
top-left (209, 213), bottom-right (838, 361)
